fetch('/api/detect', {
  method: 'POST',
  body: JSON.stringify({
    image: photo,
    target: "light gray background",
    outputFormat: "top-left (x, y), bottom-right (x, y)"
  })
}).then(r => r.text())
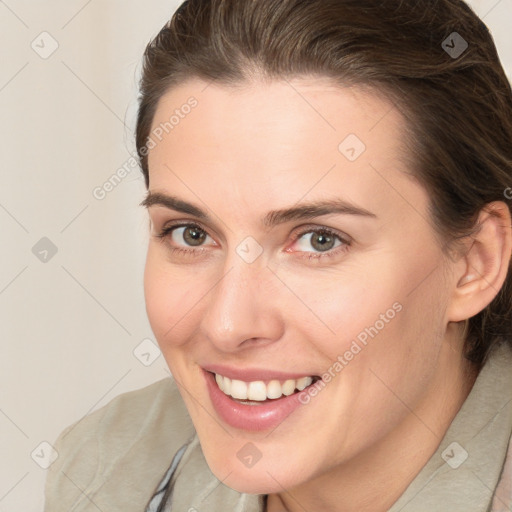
top-left (0, 0), bottom-right (510, 510)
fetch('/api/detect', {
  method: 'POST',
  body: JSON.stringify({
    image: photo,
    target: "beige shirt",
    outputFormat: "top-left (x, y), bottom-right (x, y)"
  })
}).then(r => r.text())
top-left (45, 342), bottom-right (512, 511)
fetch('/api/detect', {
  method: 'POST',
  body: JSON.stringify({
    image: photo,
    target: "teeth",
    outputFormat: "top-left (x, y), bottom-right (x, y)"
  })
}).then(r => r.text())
top-left (296, 376), bottom-right (310, 391)
top-left (215, 373), bottom-right (224, 392)
top-left (267, 380), bottom-right (282, 399)
top-left (248, 381), bottom-right (267, 401)
top-left (223, 376), bottom-right (231, 395)
top-left (282, 379), bottom-right (296, 396)
top-left (231, 379), bottom-right (247, 400)
top-left (214, 374), bottom-right (314, 401)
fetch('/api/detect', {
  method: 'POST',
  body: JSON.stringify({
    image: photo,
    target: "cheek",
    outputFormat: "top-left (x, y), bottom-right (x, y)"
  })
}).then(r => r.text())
top-left (274, 263), bottom-right (406, 359)
top-left (308, 245), bottom-right (449, 361)
top-left (339, 270), bottom-right (449, 420)
top-left (301, 257), bottom-right (449, 408)
top-left (143, 246), bottom-right (200, 348)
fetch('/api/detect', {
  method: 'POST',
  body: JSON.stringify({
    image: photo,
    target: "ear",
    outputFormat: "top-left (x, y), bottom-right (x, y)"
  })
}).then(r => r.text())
top-left (447, 201), bottom-right (512, 323)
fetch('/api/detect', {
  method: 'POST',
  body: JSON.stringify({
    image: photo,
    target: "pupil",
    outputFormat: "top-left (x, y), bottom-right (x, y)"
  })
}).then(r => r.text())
top-left (184, 227), bottom-right (206, 246)
top-left (312, 232), bottom-right (334, 252)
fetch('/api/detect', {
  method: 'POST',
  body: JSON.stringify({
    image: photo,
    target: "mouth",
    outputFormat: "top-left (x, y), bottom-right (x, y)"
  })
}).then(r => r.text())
top-left (210, 371), bottom-right (321, 404)
top-left (201, 366), bottom-right (324, 430)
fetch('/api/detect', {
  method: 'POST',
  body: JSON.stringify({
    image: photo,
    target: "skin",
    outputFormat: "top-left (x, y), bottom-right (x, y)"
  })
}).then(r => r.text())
top-left (142, 77), bottom-right (511, 512)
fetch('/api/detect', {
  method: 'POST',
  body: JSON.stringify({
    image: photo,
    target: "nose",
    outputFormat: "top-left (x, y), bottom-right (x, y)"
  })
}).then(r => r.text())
top-left (198, 252), bottom-right (284, 352)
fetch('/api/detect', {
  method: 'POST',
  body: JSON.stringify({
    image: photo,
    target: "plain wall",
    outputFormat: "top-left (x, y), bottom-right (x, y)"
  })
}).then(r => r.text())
top-left (0, 0), bottom-right (510, 509)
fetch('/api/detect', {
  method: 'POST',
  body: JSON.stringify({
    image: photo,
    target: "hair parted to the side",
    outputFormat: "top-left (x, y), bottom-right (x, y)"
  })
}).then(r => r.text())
top-left (135, 0), bottom-right (512, 367)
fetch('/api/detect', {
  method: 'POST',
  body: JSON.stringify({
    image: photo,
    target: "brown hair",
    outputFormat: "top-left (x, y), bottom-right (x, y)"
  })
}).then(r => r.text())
top-left (135, 0), bottom-right (512, 367)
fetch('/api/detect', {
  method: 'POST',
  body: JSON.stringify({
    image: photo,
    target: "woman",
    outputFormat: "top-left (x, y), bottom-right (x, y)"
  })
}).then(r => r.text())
top-left (44, 0), bottom-right (512, 510)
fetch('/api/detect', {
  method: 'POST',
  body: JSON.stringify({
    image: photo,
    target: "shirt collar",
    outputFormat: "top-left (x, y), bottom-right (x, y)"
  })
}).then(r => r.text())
top-left (168, 342), bottom-right (512, 512)
top-left (389, 341), bottom-right (512, 512)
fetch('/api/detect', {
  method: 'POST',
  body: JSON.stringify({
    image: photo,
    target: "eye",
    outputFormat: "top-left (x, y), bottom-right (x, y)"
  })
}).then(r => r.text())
top-left (155, 222), bottom-right (215, 257)
top-left (169, 225), bottom-right (211, 247)
top-left (155, 222), bottom-right (350, 262)
top-left (289, 226), bottom-right (350, 261)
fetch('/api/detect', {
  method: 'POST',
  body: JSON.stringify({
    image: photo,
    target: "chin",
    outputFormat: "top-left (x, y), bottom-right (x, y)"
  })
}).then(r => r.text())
top-left (202, 447), bottom-right (305, 495)
top-left (214, 467), bottom-right (287, 495)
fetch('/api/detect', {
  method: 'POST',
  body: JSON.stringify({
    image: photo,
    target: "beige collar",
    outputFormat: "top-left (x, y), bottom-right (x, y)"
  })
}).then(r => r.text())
top-left (168, 343), bottom-right (512, 512)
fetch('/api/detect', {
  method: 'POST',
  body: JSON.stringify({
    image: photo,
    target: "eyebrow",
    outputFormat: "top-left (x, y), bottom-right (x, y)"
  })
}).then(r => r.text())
top-left (140, 192), bottom-right (377, 228)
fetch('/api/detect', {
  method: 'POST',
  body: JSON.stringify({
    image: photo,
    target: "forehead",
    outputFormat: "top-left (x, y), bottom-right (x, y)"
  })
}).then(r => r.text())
top-left (149, 77), bottom-right (405, 154)
top-left (146, 77), bottom-right (425, 225)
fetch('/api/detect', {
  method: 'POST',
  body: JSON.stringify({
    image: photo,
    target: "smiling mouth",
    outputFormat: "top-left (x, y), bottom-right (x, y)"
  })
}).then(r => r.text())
top-left (212, 372), bottom-right (321, 403)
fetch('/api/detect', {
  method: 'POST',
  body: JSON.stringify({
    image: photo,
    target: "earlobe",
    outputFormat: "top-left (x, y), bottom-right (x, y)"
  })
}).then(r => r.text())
top-left (448, 201), bottom-right (512, 323)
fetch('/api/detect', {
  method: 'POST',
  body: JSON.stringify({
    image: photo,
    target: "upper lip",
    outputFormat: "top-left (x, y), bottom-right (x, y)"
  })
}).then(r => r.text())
top-left (202, 364), bottom-right (318, 383)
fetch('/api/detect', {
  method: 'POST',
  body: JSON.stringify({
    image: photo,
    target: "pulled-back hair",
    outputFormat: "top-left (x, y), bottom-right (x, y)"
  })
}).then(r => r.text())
top-left (136, 0), bottom-right (512, 366)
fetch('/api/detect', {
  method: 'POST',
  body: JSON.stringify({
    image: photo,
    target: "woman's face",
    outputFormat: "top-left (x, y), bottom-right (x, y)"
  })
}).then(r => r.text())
top-left (143, 77), bottom-right (460, 493)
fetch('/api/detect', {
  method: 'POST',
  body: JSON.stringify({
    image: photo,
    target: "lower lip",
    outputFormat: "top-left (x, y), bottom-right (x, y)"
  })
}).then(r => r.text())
top-left (203, 370), bottom-right (310, 431)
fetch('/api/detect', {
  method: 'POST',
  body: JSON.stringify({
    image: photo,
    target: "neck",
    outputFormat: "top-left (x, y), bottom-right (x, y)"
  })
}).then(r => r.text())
top-left (266, 326), bottom-right (479, 512)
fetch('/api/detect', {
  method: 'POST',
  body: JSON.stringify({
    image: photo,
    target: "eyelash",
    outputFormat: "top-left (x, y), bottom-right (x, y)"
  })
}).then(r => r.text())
top-left (155, 221), bottom-right (351, 261)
